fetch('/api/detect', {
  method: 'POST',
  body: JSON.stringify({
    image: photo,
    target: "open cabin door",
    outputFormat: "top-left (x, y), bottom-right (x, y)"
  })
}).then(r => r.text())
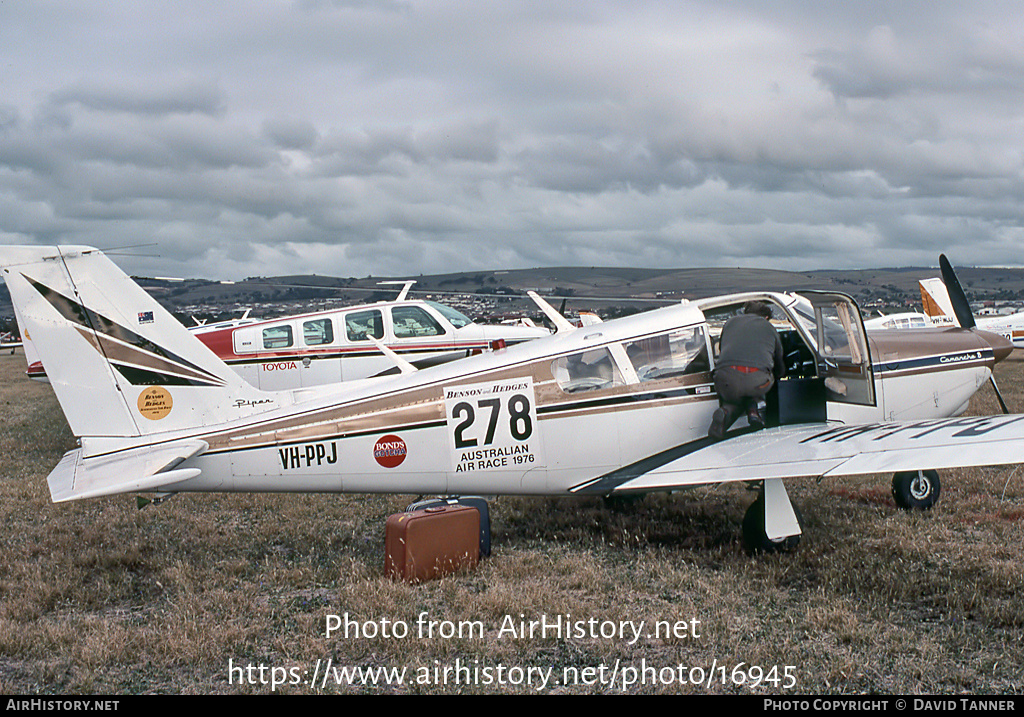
top-left (699, 291), bottom-right (875, 427)
top-left (791, 291), bottom-right (875, 408)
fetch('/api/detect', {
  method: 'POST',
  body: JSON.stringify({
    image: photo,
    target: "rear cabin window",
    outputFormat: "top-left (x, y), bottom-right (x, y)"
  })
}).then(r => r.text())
top-left (260, 325), bottom-right (292, 350)
top-left (624, 326), bottom-right (709, 382)
top-left (345, 309), bottom-right (384, 342)
top-left (303, 318), bottom-right (334, 346)
top-left (262, 325), bottom-right (293, 350)
top-left (551, 347), bottom-right (625, 394)
top-left (392, 306), bottom-right (445, 338)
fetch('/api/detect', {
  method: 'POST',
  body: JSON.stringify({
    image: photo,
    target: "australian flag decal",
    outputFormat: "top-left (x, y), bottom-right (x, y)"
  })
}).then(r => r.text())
top-left (138, 311), bottom-right (154, 324)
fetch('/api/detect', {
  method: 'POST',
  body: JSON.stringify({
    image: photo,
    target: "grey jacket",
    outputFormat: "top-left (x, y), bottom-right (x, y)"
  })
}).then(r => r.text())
top-left (716, 313), bottom-right (786, 377)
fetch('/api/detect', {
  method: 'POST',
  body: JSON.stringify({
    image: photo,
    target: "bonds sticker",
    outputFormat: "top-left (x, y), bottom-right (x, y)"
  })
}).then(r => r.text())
top-left (444, 377), bottom-right (545, 473)
top-left (374, 435), bottom-right (408, 468)
top-left (137, 386), bottom-right (172, 420)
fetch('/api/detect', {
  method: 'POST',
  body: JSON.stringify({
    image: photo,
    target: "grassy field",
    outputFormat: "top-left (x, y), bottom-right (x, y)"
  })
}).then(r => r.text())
top-left (0, 350), bottom-right (1022, 694)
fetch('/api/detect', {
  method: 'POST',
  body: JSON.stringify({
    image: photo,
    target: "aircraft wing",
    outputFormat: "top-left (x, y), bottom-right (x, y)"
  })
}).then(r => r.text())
top-left (573, 414), bottom-right (1024, 494)
top-left (47, 439), bottom-right (209, 502)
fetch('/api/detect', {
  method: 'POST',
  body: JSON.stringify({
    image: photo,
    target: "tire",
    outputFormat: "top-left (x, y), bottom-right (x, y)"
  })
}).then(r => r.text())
top-left (603, 493), bottom-right (645, 512)
top-left (891, 470), bottom-right (941, 510)
top-left (741, 494), bottom-right (802, 554)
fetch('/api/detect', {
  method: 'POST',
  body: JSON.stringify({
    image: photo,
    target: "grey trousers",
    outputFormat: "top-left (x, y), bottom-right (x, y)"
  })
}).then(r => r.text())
top-left (712, 366), bottom-right (774, 429)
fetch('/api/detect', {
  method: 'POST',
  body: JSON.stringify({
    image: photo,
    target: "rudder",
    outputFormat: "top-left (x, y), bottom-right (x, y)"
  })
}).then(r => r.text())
top-left (1, 245), bottom-right (278, 439)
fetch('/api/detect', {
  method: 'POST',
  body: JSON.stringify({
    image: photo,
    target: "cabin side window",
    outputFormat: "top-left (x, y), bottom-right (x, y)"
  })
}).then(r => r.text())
top-left (551, 347), bottom-right (625, 394)
top-left (262, 325), bottom-right (293, 350)
top-left (345, 309), bottom-right (384, 342)
top-left (624, 326), bottom-right (710, 382)
top-left (391, 306), bottom-right (445, 338)
top-left (303, 318), bottom-right (334, 346)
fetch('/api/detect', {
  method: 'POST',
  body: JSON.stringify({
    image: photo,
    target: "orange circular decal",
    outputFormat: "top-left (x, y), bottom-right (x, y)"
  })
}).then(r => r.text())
top-left (137, 387), bottom-right (172, 420)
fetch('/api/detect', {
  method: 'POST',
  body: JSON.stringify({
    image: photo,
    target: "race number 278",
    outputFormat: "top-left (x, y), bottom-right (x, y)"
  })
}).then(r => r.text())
top-left (452, 394), bottom-right (532, 448)
top-left (444, 378), bottom-right (544, 472)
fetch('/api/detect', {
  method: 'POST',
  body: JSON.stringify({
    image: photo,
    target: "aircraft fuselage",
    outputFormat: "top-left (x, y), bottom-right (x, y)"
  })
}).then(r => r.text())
top-left (119, 301), bottom-right (1007, 499)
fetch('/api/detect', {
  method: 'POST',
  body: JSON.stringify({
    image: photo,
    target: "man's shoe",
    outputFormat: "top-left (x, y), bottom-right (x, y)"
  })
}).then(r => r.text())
top-left (746, 405), bottom-right (764, 429)
top-left (708, 408), bottom-right (727, 440)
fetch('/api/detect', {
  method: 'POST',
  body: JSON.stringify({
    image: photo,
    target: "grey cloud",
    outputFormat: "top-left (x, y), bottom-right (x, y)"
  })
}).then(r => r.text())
top-left (812, 24), bottom-right (1024, 100)
top-left (3, 2), bottom-right (1024, 280)
top-left (263, 118), bottom-right (320, 150)
top-left (49, 80), bottom-right (226, 117)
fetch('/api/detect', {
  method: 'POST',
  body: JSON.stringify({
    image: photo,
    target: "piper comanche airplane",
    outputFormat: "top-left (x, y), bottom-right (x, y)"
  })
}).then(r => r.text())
top-left (2, 246), bottom-right (1022, 553)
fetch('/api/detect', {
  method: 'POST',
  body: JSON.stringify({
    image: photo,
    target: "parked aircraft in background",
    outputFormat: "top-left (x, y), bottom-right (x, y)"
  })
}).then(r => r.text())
top-left (919, 276), bottom-right (1024, 348)
top-left (2, 246), bottom-right (1021, 554)
top-left (1, 331), bottom-right (20, 353)
top-left (6, 303), bottom-right (48, 380)
top-left (188, 287), bottom-right (551, 390)
top-left (862, 311), bottom-right (953, 331)
top-left (17, 281), bottom-right (551, 389)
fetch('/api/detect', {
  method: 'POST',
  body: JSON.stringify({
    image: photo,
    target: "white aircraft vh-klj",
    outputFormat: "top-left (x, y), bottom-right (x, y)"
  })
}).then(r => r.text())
top-left (919, 275), bottom-right (1024, 349)
top-left (2, 245), bottom-right (1023, 553)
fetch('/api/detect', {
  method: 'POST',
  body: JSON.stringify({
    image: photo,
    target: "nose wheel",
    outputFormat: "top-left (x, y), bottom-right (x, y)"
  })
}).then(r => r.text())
top-left (891, 470), bottom-right (941, 510)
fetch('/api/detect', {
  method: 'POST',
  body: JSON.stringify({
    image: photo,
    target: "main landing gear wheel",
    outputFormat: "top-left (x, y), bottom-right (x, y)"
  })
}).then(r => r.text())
top-left (602, 493), bottom-right (646, 512)
top-left (891, 470), bottom-right (941, 510)
top-left (741, 494), bottom-right (803, 555)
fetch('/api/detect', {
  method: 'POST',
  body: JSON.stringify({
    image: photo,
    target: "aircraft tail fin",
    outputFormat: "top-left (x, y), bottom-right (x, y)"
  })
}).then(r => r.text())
top-left (0, 246), bottom-right (278, 440)
top-left (919, 277), bottom-right (958, 323)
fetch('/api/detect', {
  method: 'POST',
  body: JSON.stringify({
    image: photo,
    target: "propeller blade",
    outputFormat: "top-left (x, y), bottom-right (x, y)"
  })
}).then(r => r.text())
top-left (990, 376), bottom-right (1010, 414)
top-left (939, 254), bottom-right (976, 329)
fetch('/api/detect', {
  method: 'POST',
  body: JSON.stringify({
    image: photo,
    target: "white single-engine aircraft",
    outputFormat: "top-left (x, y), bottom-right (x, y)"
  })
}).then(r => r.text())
top-left (2, 246), bottom-right (1022, 553)
top-left (919, 276), bottom-right (1024, 349)
top-left (862, 266), bottom-right (1024, 348)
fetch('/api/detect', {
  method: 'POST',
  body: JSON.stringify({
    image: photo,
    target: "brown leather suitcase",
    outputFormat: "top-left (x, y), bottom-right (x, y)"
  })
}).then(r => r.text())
top-left (385, 505), bottom-right (480, 583)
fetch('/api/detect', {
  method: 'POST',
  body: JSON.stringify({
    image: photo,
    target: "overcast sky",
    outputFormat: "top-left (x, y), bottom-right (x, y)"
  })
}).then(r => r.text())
top-left (2, 1), bottom-right (1024, 280)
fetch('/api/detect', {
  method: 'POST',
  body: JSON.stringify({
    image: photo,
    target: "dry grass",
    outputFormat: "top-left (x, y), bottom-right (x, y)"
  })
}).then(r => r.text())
top-left (1, 351), bottom-right (1023, 694)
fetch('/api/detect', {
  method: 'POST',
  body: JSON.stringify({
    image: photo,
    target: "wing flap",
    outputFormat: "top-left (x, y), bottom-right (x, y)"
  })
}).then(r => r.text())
top-left (47, 439), bottom-right (208, 502)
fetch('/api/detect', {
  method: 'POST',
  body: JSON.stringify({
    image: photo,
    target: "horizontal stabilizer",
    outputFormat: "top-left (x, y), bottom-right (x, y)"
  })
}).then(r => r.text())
top-left (527, 291), bottom-right (576, 334)
top-left (47, 439), bottom-right (208, 502)
top-left (368, 336), bottom-right (417, 374)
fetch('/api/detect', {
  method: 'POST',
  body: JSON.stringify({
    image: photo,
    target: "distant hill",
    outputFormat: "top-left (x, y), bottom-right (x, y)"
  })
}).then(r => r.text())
top-left (4, 263), bottom-right (1024, 334)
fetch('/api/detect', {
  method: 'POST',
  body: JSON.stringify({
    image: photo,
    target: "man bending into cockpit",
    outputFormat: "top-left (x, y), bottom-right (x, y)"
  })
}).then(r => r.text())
top-left (708, 301), bottom-right (786, 440)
